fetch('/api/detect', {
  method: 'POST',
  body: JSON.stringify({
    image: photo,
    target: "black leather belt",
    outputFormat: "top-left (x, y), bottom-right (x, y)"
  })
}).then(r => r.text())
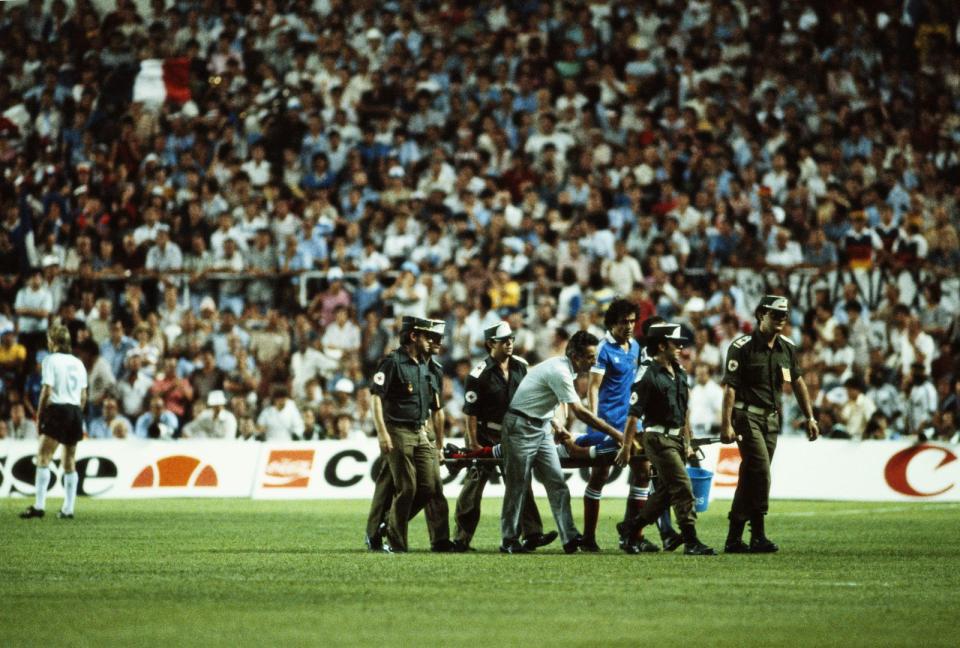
top-left (507, 408), bottom-right (548, 427)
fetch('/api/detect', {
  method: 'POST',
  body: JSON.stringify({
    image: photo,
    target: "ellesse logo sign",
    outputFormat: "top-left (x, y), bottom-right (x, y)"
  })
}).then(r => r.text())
top-left (884, 444), bottom-right (957, 497)
top-left (715, 447), bottom-right (741, 487)
top-left (263, 450), bottom-right (315, 488)
top-left (132, 455), bottom-right (218, 488)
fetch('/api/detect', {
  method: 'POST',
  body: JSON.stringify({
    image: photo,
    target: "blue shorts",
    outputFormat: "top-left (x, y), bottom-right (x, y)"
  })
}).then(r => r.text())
top-left (576, 431), bottom-right (619, 456)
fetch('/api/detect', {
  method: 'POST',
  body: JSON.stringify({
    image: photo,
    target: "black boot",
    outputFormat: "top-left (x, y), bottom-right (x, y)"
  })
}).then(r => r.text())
top-left (749, 515), bottom-right (778, 553)
top-left (725, 516), bottom-right (749, 553)
top-left (680, 524), bottom-right (716, 556)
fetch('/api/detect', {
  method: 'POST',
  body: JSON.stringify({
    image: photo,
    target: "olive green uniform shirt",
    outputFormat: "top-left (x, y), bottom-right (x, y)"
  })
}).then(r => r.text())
top-left (721, 332), bottom-right (801, 410)
top-left (371, 348), bottom-right (435, 425)
top-left (629, 361), bottom-right (688, 428)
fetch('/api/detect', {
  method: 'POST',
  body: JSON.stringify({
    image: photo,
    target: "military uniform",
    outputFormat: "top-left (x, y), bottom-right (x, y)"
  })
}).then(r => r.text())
top-left (417, 350), bottom-right (451, 546)
top-left (454, 335), bottom-right (546, 548)
top-left (721, 294), bottom-right (808, 553)
top-left (623, 323), bottom-right (715, 555)
top-left (370, 322), bottom-right (441, 552)
top-left (722, 320), bottom-right (800, 524)
top-left (366, 319), bottom-right (449, 551)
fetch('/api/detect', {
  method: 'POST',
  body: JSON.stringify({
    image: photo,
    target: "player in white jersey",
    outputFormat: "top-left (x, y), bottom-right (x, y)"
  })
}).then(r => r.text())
top-left (20, 325), bottom-right (88, 520)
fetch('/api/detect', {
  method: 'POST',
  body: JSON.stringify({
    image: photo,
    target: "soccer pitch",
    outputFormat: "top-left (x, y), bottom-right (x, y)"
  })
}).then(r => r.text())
top-left (2, 499), bottom-right (958, 647)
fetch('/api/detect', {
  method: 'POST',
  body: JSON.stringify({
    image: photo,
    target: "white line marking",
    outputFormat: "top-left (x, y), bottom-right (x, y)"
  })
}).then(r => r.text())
top-left (778, 503), bottom-right (960, 517)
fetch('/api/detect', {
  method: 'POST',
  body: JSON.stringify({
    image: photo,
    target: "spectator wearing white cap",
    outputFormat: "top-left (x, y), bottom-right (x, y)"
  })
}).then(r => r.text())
top-left (380, 165), bottom-right (412, 207)
top-left (307, 267), bottom-right (352, 327)
top-left (182, 390), bottom-right (238, 439)
top-left (40, 255), bottom-right (66, 315)
top-left (331, 378), bottom-right (362, 439)
top-left (360, 27), bottom-right (386, 70)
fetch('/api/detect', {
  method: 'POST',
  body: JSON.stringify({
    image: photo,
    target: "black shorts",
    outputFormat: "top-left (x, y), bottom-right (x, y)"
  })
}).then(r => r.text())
top-left (40, 404), bottom-right (84, 446)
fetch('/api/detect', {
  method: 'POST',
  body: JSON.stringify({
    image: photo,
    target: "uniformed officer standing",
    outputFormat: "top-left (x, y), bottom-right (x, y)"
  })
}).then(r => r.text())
top-left (365, 318), bottom-right (453, 552)
top-left (20, 324), bottom-right (87, 520)
top-left (370, 316), bottom-right (441, 552)
top-left (617, 323), bottom-right (716, 555)
top-left (418, 318), bottom-right (453, 550)
top-left (720, 295), bottom-right (819, 553)
top-left (453, 322), bottom-right (557, 552)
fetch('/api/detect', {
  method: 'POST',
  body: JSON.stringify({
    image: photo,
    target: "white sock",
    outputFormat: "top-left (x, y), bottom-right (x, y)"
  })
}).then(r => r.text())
top-left (629, 487), bottom-right (650, 502)
top-left (35, 467), bottom-right (50, 511)
top-left (62, 471), bottom-right (78, 515)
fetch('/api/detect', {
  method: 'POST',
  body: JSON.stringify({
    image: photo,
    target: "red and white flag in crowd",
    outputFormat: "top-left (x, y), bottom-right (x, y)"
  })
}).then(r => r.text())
top-left (132, 58), bottom-right (191, 105)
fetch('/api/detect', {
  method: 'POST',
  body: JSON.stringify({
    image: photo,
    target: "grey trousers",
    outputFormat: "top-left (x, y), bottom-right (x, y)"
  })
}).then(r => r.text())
top-left (500, 413), bottom-right (579, 545)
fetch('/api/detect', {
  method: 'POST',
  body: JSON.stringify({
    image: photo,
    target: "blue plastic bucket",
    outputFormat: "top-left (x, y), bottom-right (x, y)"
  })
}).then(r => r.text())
top-left (686, 467), bottom-right (714, 513)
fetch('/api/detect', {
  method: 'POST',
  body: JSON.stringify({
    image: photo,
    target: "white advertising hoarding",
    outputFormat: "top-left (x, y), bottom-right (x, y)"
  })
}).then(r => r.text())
top-left (0, 440), bottom-right (261, 499)
top-left (2, 438), bottom-right (958, 503)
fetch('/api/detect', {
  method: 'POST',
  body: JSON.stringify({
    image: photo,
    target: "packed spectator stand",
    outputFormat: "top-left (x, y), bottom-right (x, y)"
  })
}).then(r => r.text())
top-left (1, 0), bottom-right (959, 447)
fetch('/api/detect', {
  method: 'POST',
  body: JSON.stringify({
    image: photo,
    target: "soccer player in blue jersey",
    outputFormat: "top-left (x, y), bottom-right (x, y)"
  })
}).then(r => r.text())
top-left (577, 298), bottom-right (640, 551)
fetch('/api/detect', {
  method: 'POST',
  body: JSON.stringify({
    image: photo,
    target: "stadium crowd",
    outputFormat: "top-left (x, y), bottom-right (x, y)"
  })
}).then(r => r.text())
top-left (1, 0), bottom-right (959, 445)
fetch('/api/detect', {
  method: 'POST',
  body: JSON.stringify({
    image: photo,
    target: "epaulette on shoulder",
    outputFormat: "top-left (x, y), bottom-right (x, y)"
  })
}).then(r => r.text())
top-left (469, 360), bottom-right (488, 378)
top-left (779, 334), bottom-right (796, 346)
top-left (512, 355), bottom-right (529, 366)
top-left (431, 357), bottom-right (443, 369)
top-left (732, 335), bottom-right (752, 349)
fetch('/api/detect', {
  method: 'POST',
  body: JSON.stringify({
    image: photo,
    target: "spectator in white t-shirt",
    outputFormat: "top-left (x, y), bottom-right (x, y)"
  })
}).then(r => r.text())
top-left (893, 315), bottom-right (936, 377)
top-left (601, 240), bottom-right (643, 296)
top-left (257, 387), bottom-right (305, 441)
top-left (321, 306), bottom-right (362, 354)
top-left (688, 363), bottom-right (723, 438)
top-left (819, 324), bottom-right (855, 388)
top-left (905, 362), bottom-right (937, 438)
top-left (241, 142), bottom-right (271, 187)
top-left (14, 270), bottom-right (53, 336)
top-left (182, 390), bottom-right (238, 439)
top-left (839, 377), bottom-right (877, 439)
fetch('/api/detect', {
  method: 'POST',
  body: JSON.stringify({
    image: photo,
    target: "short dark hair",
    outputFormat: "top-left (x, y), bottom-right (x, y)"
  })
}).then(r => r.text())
top-left (604, 298), bottom-right (638, 330)
top-left (567, 330), bottom-right (599, 359)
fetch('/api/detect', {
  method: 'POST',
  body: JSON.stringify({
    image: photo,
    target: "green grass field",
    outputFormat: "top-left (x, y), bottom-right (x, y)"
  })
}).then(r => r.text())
top-left (2, 498), bottom-right (958, 647)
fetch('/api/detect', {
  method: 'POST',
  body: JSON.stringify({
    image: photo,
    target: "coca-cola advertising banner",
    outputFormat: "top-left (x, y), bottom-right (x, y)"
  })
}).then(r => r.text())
top-left (2, 438), bottom-right (957, 502)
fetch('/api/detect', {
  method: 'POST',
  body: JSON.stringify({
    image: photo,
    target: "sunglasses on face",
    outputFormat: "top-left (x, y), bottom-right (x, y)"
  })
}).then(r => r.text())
top-left (769, 311), bottom-right (788, 321)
